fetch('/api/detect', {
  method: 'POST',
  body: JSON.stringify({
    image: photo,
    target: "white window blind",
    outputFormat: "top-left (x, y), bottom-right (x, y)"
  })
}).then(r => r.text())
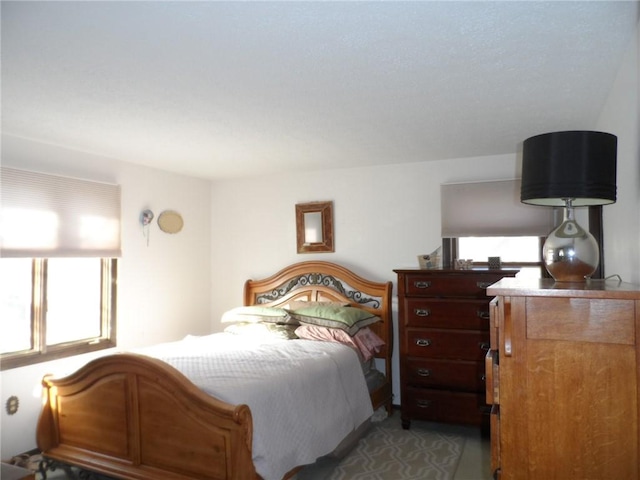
top-left (440, 179), bottom-right (555, 237)
top-left (1, 168), bottom-right (121, 257)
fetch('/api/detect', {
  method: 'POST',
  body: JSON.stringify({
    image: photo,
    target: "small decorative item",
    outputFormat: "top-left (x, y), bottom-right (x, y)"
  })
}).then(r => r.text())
top-left (140, 209), bottom-right (154, 246)
top-left (158, 210), bottom-right (184, 234)
top-left (488, 256), bottom-right (502, 269)
top-left (455, 259), bottom-right (474, 270)
top-left (417, 247), bottom-right (441, 269)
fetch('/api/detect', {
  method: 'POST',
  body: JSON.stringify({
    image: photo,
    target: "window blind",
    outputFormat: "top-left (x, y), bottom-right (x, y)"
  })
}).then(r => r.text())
top-left (1, 167), bottom-right (121, 257)
top-left (440, 179), bottom-right (555, 237)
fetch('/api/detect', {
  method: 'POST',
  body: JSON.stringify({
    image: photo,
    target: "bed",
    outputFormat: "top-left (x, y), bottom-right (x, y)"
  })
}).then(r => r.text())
top-left (36, 261), bottom-right (393, 480)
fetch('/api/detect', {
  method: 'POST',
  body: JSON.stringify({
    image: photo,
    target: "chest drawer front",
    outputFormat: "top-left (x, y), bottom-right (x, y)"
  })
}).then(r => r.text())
top-left (405, 298), bottom-right (490, 329)
top-left (526, 297), bottom-right (635, 345)
top-left (406, 329), bottom-right (490, 360)
top-left (404, 274), bottom-right (504, 298)
top-left (405, 387), bottom-right (486, 425)
top-left (405, 357), bottom-right (485, 391)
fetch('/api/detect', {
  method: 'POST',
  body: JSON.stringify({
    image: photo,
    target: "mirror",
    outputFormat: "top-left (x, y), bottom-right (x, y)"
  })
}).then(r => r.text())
top-left (296, 201), bottom-right (334, 253)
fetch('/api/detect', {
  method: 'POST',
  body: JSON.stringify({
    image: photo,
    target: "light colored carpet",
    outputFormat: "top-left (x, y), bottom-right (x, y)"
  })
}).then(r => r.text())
top-left (294, 412), bottom-right (466, 480)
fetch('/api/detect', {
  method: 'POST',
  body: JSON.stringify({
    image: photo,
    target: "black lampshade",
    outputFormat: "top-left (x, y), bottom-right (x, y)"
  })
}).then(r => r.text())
top-left (521, 131), bottom-right (617, 207)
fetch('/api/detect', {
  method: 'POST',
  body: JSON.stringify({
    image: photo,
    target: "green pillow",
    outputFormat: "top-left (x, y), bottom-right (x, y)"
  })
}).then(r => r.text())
top-left (287, 305), bottom-right (380, 336)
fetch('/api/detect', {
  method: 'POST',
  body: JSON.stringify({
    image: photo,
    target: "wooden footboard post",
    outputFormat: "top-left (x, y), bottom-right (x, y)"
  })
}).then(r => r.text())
top-left (36, 375), bottom-right (57, 453)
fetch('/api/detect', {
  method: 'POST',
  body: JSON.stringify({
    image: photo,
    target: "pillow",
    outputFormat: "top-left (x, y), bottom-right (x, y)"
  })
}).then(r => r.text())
top-left (294, 324), bottom-right (359, 351)
top-left (221, 306), bottom-right (295, 324)
top-left (353, 327), bottom-right (386, 361)
top-left (224, 322), bottom-right (299, 340)
top-left (295, 325), bottom-right (385, 361)
top-left (287, 304), bottom-right (380, 336)
top-left (286, 300), bottom-right (350, 310)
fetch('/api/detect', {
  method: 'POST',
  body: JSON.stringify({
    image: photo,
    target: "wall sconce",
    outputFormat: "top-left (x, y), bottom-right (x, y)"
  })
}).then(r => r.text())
top-left (521, 130), bottom-right (617, 282)
top-left (140, 209), bottom-right (154, 246)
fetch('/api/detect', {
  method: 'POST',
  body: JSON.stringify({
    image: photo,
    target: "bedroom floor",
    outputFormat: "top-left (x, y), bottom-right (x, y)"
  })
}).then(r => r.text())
top-left (34, 420), bottom-right (492, 480)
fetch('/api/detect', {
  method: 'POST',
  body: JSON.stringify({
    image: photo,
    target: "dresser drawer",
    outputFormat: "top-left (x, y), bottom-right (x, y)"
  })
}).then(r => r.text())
top-left (406, 328), bottom-right (490, 360)
top-left (405, 387), bottom-right (487, 425)
top-left (404, 298), bottom-right (490, 330)
top-left (405, 357), bottom-right (485, 391)
top-left (404, 273), bottom-right (505, 298)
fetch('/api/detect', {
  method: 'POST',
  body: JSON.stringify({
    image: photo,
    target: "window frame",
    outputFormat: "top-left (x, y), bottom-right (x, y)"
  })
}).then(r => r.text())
top-left (0, 258), bottom-right (117, 370)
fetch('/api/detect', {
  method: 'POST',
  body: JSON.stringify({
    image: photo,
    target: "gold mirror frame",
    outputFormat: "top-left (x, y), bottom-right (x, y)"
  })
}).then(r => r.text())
top-left (296, 201), bottom-right (334, 253)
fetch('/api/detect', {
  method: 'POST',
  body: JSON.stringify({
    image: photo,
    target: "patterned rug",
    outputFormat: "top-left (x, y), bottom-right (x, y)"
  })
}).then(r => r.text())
top-left (294, 412), bottom-right (466, 480)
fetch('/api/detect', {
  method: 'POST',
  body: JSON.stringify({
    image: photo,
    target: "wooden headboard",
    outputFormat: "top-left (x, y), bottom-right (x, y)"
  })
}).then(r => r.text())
top-left (243, 261), bottom-right (393, 412)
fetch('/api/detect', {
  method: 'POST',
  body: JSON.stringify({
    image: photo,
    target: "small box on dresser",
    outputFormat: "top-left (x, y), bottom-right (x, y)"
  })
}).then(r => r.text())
top-left (394, 268), bottom-right (518, 430)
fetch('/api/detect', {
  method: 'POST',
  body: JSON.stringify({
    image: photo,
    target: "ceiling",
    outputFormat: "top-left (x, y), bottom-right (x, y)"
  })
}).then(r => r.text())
top-left (2, 1), bottom-right (638, 180)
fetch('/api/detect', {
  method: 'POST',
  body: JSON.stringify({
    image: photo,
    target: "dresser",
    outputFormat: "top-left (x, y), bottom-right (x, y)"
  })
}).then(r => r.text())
top-left (486, 278), bottom-right (640, 479)
top-left (394, 268), bottom-right (517, 429)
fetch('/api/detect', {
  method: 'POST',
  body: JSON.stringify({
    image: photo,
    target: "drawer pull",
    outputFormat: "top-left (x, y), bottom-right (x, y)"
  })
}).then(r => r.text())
top-left (481, 374), bottom-right (486, 382)
top-left (415, 308), bottom-right (431, 317)
top-left (477, 281), bottom-right (492, 289)
top-left (479, 342), bottom-right (491, 351)
top-left (416, 400), bottom-right (431, 408)
top-left (415, 338), bottom-right (432, 347)
top-left (477, 310), bottom-right (490, 320)
top-left (414, 281), bottom-right (432, 289)
top-left (417, 368), bottom-right (431, 377)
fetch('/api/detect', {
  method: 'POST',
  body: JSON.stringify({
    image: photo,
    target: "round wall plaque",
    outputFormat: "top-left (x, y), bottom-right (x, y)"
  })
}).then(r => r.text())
top-left (157, 210), bottom-right (184, 234)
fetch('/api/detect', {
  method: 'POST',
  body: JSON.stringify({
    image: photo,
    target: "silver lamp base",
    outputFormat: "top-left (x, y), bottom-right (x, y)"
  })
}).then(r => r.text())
top-left (543, 205), bottom-right (599, 282)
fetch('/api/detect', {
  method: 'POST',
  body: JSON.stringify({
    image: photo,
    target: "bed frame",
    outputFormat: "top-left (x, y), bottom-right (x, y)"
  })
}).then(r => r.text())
top-left (36, 261), bottom-right (393, 480)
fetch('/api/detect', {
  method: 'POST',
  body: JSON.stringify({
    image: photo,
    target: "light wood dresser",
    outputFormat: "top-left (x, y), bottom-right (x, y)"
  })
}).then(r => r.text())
top-left (394, 268), bottom-right (517, 429)
top-left (486, 277), bottom-right (640, 479)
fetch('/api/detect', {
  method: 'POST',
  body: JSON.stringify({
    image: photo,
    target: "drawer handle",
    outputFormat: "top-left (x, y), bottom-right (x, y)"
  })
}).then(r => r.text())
top-left (479, 342), bottom-right (491, 351)
top-left (416, 400), bottom-right (431, 408)
top-left (415, 308), bottom-right (431, 317)
top-left (481, 374), bottom-right (486, 382)
top-left (477, 310), bottom-right (490, 320)
top-left (477, 281), bottom-right (492, 289)
top-left (415, 338), bottom-right (432, 347)
top-left (417, 368), bottom-right (431, 377)
top-left (414, 281), bottom-right (432, 289)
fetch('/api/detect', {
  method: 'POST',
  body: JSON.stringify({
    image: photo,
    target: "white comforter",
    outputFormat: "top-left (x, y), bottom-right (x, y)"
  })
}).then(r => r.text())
top-left (137, 334), bottom-right (373, 480)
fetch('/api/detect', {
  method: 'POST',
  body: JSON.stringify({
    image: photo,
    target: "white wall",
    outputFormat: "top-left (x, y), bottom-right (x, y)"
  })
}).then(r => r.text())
top-left (597, 21), bottom-right (640, 285)
top-left (0, 135), bottom-right (212, 459)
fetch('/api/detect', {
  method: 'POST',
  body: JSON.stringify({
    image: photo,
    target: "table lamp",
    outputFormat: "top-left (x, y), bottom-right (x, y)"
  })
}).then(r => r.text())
top-left (521, 130), bottom-right (617, 282)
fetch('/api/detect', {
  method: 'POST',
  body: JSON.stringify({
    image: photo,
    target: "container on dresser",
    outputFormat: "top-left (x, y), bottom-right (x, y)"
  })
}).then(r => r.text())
top-left (486, 278), bottom-right (640, 480)
top-left (394, 268), bottom-right (518, 430)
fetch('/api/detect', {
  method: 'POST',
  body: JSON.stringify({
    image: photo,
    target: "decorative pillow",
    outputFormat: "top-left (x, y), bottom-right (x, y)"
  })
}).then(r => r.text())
top-left (224, 322), bottom-right (299, 340)
top-left (287, 304), bottom-right (380, 336)
top-left (221, 306), bottom-right (295, 324)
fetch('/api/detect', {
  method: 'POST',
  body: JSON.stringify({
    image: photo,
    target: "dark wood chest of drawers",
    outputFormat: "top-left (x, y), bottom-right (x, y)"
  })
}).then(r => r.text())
top-left (394, 268), bottom-right (517, 429)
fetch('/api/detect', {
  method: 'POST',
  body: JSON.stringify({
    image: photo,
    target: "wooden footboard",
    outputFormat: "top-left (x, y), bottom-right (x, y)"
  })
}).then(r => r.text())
top-left (37, 353), bottom-right (257, 480)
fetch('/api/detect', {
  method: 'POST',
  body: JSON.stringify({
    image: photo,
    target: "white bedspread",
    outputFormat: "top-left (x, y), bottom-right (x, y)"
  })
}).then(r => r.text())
top-left (136, 334), bottom-right (373, 480)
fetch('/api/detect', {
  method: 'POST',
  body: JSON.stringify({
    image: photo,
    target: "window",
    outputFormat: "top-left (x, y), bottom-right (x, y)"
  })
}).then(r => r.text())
top-left (456, 236), bottom-right (545, 278)
top-left (440, 179), bottom-right (553, 278)
top-left (1, 167), bottom-right (121, 370)
top-left (0, 257), bottom-right (117, 370)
